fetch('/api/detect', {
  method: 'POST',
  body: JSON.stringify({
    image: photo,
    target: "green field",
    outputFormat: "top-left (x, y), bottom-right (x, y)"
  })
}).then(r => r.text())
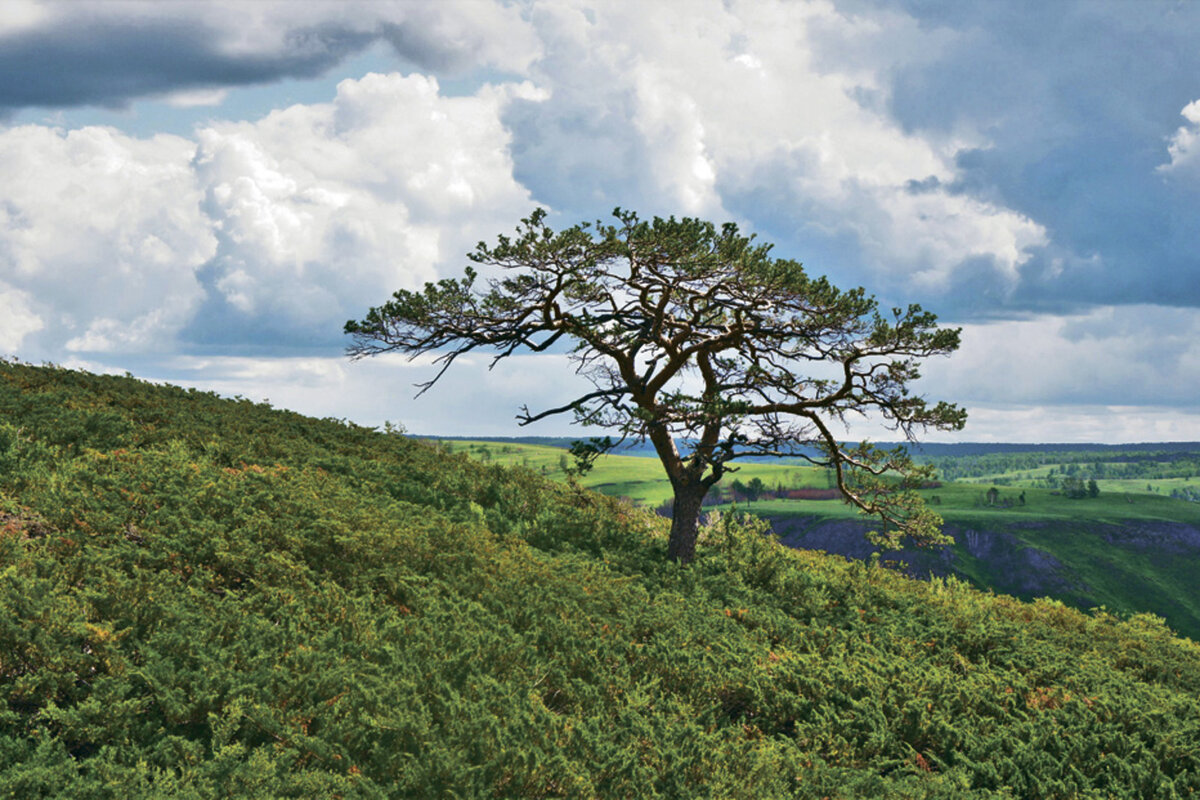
top-left (949, 466), bottom-right (1195, 493)
top-left (438, 439), bottom-right (830, 508)
top-left (442, 438), bottom-right (1200, 523)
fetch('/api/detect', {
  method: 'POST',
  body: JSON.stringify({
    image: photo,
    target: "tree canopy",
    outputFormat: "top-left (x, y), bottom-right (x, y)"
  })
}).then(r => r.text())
top-left (346, 209), bottom-right (966, 562)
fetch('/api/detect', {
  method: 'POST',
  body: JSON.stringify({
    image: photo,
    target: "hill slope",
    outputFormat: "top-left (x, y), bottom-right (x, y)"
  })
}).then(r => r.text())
top-left (441, 438), bottom-right (1200, 640)
top-left (769, 513), bottom-right (1200, 642)
top-left (729, 485), bottom-right (1200, 642)
top-left (1, 361), bottom-right (1199, 798)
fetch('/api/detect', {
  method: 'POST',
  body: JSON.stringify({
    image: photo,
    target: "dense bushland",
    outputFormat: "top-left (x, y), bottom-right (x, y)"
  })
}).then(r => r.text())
top-left (1, 361), bottom-right (1199, 798)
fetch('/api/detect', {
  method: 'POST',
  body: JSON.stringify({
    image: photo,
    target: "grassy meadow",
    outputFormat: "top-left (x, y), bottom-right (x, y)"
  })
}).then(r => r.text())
top-left (439, 439), bottom-right (831, 508)
top-left (442, 438), bottom-right (1200, 525)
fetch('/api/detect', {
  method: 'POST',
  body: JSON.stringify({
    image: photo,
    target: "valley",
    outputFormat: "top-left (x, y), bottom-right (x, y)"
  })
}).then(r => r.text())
top-left (443, 437), bottom-right (1200, 640)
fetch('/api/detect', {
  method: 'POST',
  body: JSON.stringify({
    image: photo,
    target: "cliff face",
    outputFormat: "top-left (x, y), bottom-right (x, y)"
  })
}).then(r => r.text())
top-left (1094, 520), bottom-right (1200, 554)
top-left (770, 514), bottom-right (1200, 641)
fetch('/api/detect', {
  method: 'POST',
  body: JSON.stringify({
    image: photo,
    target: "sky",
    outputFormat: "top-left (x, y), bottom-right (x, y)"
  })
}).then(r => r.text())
top-left (2, 0), bottom-right (1200, 443)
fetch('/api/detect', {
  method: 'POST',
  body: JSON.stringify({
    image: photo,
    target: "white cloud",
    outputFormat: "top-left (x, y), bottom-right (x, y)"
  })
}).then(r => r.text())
top-left (630, 64), bottom-right (720, 216)
top-left (0, 282), bottom-right (42, 352)
top-left (57, 356), bottom-right (129, 375)
top-left (62, 343), bottom-right (1200, 444)
top-left (511, 0), bottom-right (1047, 288)
top-left (0, 124), bottom-right (216, 354)
top-left (65, 307), bottom-right (193, 353)
top-left (0, 0), bottom-right (49, 34)
top-left (0, 71), bottom-right (540, 357)
top-left (156, 351), bottom-right (591, 435)
top-left (1160, 99), bottom-right (1200, 175)
top-left (370, 0), bottom-right (542, 74)
top-left (192, 71), bottom-right (539, 331)
top-left (3, 0), bottom-right (1190, 446)
top-left (920, 305), bottom-right (1200, 409)
top-left (161, 88), bottom-right (230, 108)
top-left (935, 404), bottom-right (1200, 445)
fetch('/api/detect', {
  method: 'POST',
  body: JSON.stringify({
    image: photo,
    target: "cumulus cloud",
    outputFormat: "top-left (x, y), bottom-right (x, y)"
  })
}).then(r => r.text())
top-left (0, 124), bottom-right (215, 353)
top-left (505, 0), bottom-right (1046, 297)
top-left (187, 72), bottom-right (540, 346)
top-left (6, 0), bottom-right (1200, 443)
top-left (0, 72), bottom-right (540, 356)
top-left (0, 0), bottom-right (540, 112)
top-left (1160, 100), bottom-right (1200, 175)
top-left (872, 0), bottom-right (1200, 313)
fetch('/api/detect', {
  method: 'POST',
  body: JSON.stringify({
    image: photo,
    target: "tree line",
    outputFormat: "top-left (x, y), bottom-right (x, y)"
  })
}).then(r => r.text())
top-left (930, 450), bottom-right (1200, 482)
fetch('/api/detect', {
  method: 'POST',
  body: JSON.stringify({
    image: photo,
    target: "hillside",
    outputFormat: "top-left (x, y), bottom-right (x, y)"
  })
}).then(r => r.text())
top-left (710, 484), bottom-right (1200, 643)
top-left (446, 438), bottom-right (1200, 642)
top-left (767, 511), bottom-right (1200, 643)
top-left (2, 361), bottom-right (1200, 798)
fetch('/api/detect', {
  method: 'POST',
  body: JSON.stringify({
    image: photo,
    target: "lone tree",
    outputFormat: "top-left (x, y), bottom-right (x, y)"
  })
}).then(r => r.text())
top-left (346, 209), bottom-right (966, 563)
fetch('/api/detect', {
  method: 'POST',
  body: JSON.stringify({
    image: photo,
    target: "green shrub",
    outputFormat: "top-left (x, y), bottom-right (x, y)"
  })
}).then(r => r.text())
top-left (1, 361), bottom-right (1199, 798)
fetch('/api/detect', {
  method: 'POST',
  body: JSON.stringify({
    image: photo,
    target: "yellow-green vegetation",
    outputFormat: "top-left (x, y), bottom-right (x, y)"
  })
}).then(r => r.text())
top-left (946, 465), bottom-right (1194, 496)
top-left (453, 439), bottom-right (1200, 510)
top-left (3, 361), bottom-right (1200, 797)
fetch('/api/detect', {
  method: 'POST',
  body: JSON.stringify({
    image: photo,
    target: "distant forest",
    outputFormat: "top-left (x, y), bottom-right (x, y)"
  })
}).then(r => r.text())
top-left (925, 449), bottom-right (1200, 483)
top-left (428, 436), bottom-right (1200, 481)
top-left (427, 435), bottom-right (1200, 457)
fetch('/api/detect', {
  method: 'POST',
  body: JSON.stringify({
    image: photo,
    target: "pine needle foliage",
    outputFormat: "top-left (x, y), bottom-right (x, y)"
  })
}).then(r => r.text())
top-left (0, 359), bottom-right (1198, 798)
top-left (346, 209), bottom-right (966, 563)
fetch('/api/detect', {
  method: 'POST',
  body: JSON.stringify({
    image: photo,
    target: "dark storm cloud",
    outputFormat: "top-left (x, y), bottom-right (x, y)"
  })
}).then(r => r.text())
top-left (852, 0), bottom-right (1200, 315)
top-left (0, 2), bottom-right (537, 114)
top-left (0, 18), bottom-right (374, 111)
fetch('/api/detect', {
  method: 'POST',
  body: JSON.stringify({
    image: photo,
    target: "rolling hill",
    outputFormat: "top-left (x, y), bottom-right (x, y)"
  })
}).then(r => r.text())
top-left (1, 360), bottom-right (1199, 798)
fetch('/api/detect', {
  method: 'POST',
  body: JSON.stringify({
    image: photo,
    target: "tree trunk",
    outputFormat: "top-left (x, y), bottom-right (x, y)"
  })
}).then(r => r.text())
top-left (667, 484), bottom-right (707, 564)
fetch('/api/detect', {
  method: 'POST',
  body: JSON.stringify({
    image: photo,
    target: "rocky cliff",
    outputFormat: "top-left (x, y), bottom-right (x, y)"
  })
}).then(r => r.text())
top-left (770, 514), bottom-right (1200, 640)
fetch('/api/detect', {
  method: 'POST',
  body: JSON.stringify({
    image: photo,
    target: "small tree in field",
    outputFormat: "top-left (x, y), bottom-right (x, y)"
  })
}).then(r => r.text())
top-left (345, 209), bottom-right (966, 563)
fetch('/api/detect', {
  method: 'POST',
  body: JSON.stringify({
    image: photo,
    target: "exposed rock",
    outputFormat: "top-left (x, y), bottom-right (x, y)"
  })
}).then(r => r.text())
top-left (1096, 521), bottom-right (1200, 554)
top-left (771, 516), bottom-right (956, 578)
top-left (769, 516), bottom-right (1083, 599)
